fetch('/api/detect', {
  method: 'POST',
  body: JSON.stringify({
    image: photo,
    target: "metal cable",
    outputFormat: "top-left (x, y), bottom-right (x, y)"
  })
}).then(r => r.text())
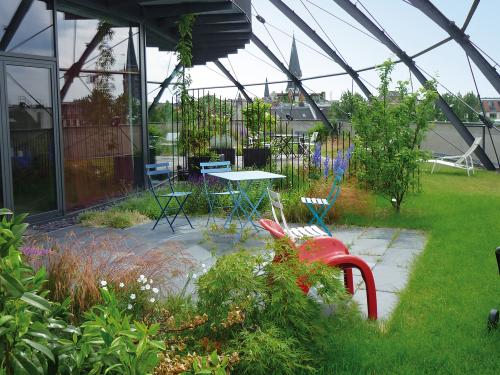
top-left (298, 0), bottom-right (347, 64)
top-left (304, 0), bottom-right (380, 43)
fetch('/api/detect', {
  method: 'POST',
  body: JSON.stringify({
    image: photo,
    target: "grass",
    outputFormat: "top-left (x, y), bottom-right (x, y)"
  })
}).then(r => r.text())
top-left (317, 166), bottom-right (500, 374)
top-left (79, 209), bottom-right (149, 229)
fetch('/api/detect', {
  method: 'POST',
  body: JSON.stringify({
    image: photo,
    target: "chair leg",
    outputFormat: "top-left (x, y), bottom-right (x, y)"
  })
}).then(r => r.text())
top-left (329, 255), bottom-right (377, 320)
top-left (344, 268), bottom-right (354, 295)
top-left (153, 197), bottom-right (174, 232)
top-left (431, 162), bottom-right (436, 174)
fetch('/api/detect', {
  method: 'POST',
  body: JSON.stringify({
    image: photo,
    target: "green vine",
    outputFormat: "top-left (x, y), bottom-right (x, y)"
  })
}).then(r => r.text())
top-left (175, 14), bottom-right (196, 103)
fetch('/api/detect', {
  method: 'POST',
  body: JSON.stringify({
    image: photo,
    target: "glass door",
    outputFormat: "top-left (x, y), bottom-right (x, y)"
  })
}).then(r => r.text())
top-left (0, 59), bottom-right (60, 215)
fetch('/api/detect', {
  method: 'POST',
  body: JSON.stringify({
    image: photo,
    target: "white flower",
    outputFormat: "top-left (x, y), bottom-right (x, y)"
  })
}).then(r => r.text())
top-left (140, 274), bottom-right (145, 280)
top-left (119, 282), bottom-right (125, 288)
top-left (192, 273), bottom-right (197, 279)
top-left (150, 298), bottom-right (155, 303)
top-left (152, 287), bottom-right (159, 294)
top-left (130, 294), bottom-right (136, 300)
top-left (149, 279), bottom-right (153, 284)
top-left (100, 280), bottom-right (107, 287)
top-left (127, 304), bottom-right (133, 310)
top-left (142, 278), bottom-right (147, 284)
top-left (201, 263), bottom-right (206, 268)
top-left (137, 277), bottom-right (142, 283)
top-left (145, 284), bottom-right (151, 290)
top-left (102, 286), bottom-right (108, 291)
top-left (140, 286), bottom-right (145, 291)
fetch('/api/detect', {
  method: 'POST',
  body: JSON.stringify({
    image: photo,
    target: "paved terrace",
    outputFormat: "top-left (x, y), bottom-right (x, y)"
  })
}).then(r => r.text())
top-left (28, 217), bottom-right (426, 321)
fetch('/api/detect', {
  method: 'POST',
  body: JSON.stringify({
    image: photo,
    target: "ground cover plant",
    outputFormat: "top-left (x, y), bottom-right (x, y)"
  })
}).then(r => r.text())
top-left (318, 168), bottom-right (500, 374)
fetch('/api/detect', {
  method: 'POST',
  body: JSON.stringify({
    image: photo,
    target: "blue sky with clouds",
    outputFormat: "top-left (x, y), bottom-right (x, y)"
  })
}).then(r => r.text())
top-left (146, 0), bottom-right (499, 102)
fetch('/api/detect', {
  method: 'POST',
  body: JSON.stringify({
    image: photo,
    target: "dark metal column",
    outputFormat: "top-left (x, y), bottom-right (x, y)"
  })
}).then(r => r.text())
top-left (251, 33), bottom-right (334, 131)
top-left (0, 0), bottom-right (34, 50)
top-left (148, 62), bottom-right (181, 116)
top-left (332, 0), bottom-right (495, 170)
top-left (213, 60), bottom-right (253, 102)
top-left (409, 0), bottom-right (500, 95)
top-left (267, 0), bottom-right (372, 98)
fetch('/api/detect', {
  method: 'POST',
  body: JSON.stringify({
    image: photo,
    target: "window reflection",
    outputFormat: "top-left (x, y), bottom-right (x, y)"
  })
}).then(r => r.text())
top-left (0, 0), bottom-right (54, 56)
top-left (57, 13), bottom-right (143, 210)
top-left (6, 65), bottom-right (57, 213)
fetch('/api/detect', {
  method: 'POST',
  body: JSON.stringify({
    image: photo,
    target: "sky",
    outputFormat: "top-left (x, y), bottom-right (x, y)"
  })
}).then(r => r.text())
top-left (145, 0), bottom-right (500, 103)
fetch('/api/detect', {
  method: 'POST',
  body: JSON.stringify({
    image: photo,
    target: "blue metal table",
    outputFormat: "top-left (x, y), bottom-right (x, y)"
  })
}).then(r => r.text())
top-left (207, 170), bottom-right (286, 233)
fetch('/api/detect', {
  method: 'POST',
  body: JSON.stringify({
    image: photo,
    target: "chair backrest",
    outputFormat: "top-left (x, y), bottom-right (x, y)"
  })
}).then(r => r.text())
top-left (457, 137), bottom-right (482, 163)
top-left (200, 161), bottom-right (232, 174)
top-left (145, 162), bottom-right (172, 190)
top-left (267, 189), bottom-right (291, 235)
top-left (200, 161), bottom-right (232, 192)
top-left (310, 132), bottom-right (319, 143)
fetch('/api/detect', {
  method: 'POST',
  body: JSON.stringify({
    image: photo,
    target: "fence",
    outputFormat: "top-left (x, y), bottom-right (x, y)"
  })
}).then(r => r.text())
top-left (148, 93), bottom-right (355, 190)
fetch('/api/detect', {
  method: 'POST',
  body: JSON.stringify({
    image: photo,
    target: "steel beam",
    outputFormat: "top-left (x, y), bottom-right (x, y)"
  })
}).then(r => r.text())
top-left (251, 33), bottom-right (334, 131)
top-left (0, 0), bottom-right (34, 50)
top-left (267, 0), bottom-right (372, 99)
top-left (409, 0), bottom-right (500, 94)
top-left (60, 23), bottom-right (112, 100)
top-left (213, 60), bottom-right (253, 102)
top-left (332, 0), bottom-right (495, 170)
top-left (148, 63), bottom-right (182, 116)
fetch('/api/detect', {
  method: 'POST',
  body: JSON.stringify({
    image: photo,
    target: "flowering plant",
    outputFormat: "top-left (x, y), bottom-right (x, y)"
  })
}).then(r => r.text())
top-left (332, 144), bottom-right (354, 177)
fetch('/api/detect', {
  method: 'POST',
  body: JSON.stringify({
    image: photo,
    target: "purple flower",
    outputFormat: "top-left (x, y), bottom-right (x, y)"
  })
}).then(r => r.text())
top-left (312, 142), bottom-right (322, 169)
top-left (323, 155), bottom-right (330, 179)
top-left (333, 145), bottom-right (354, 176)
top-left (21, 246), bottom-right (50, 257)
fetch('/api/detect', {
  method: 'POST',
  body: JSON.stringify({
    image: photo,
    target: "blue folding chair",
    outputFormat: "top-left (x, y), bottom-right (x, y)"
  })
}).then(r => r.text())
top-left (200, 161), bottom-right (240, 226)
top-left (146, 163), bottom-right (193, 232)
top-left (300, 174), bottom-right (342, 236)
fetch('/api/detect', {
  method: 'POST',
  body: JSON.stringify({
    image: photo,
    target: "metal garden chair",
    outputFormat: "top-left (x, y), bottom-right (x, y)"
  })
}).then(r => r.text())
top-left (146, 162), bottom-right (193, 232)
top-left (200, 161), bottom-right (240, 226)
top-left (300, 174), bottom-right (342, 237)
top-left (266, 188), bottom-right (328, 241)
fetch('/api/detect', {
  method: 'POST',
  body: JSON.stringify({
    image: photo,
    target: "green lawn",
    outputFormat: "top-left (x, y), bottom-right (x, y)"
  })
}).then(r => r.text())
top-left (322, 166), bottom-right (500, 374)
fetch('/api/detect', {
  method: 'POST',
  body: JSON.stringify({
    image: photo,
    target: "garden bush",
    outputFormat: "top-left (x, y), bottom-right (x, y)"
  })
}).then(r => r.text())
top-left (351, 60), bottom-right (437, 211)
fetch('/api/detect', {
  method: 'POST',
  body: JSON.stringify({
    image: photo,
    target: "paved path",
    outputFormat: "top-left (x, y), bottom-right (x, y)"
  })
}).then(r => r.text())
top-left (29, 217), bottom-right (426, 321)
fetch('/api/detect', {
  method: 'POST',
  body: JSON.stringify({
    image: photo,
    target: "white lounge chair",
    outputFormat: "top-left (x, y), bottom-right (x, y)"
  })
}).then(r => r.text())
top-left (428, 137), bottom-right (482, 176)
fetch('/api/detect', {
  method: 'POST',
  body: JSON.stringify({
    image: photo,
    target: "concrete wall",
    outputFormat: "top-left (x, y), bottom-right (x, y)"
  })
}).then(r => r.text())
top-left (338, 121), bottom-right (500, 167)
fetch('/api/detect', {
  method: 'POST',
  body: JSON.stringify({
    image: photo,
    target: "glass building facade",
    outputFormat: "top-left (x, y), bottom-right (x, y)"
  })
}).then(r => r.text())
top-left (0, 0), bottom-right (147, 218)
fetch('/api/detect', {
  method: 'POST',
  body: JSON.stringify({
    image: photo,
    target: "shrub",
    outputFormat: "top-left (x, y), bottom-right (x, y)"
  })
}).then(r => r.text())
top-left (195, 240), bottom-right (349, 373)
top-left (25, 234), bottom-right (194, 318)
top-left (78, 209), bottom-right (149, 228)
top-left (352, 60), bottom-right (437, 211)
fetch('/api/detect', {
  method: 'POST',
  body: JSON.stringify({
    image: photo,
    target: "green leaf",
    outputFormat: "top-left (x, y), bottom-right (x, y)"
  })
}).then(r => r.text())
top-left (47, 318), bottom-right (66, 329)
top-left (0, 208), bottom-right (12, 215)
top-left (104, 363), bottom-right (123, 374)
top-left (0, 315), bottom-right (14, 326)
top-left (0, 271), bottom-right (25, 297)
top-left (22, 339), bottom-right (55, 363)
top-left (13, 352), bottom-right (42, 375)
top-left (21, 292), bottom-right (51, 311)
top-left (210, 350), bottom-right (219, 366)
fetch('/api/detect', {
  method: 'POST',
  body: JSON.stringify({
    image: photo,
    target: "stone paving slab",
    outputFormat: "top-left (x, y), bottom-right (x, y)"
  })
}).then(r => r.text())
top-left (30, 217), bottom-right (426, 322)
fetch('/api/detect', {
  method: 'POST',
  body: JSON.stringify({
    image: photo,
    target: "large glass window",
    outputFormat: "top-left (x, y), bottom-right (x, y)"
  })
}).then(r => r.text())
top-left (57, 12), bottom-right (143, 210)
top-left (5, 64), bottom-right (57, 213)
top-left (0, 0), bottom-right (54, 56)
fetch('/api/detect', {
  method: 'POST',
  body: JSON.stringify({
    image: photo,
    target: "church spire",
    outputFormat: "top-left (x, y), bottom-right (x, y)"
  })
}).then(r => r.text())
top-left (264, 77), bottom-right (270, 101)
top-left (286, 34), bottom-right (302, 92)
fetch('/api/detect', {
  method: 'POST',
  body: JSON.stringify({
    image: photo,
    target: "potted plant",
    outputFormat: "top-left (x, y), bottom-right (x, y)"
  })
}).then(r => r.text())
top-left (242, 98), bottom-right (273, 168)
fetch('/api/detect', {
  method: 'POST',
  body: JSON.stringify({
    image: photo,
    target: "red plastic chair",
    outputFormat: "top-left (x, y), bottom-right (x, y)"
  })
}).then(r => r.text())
top-left (260, 218), bottom-right (378, 320)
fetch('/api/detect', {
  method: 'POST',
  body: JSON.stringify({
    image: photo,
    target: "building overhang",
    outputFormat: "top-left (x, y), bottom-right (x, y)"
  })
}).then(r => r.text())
top-left (57, 0), bottom-right (252, 65)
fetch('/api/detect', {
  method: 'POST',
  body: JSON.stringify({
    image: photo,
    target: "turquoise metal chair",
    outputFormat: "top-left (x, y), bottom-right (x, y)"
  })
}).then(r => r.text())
top-left (200, 161), bottom-right (240, 226)
top-left (146, 162), bottom-right (193, 232)
top-left (300, 174), bottom-right (342, 236)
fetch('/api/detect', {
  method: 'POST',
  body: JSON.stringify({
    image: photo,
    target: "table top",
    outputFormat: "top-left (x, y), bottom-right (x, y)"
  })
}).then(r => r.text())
top-left (207, 170), bottom-right (286, 181)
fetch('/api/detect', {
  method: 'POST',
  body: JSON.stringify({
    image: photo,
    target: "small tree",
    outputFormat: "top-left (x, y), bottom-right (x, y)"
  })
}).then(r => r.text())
top-left (352, 60), bottom-right (438, 211)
